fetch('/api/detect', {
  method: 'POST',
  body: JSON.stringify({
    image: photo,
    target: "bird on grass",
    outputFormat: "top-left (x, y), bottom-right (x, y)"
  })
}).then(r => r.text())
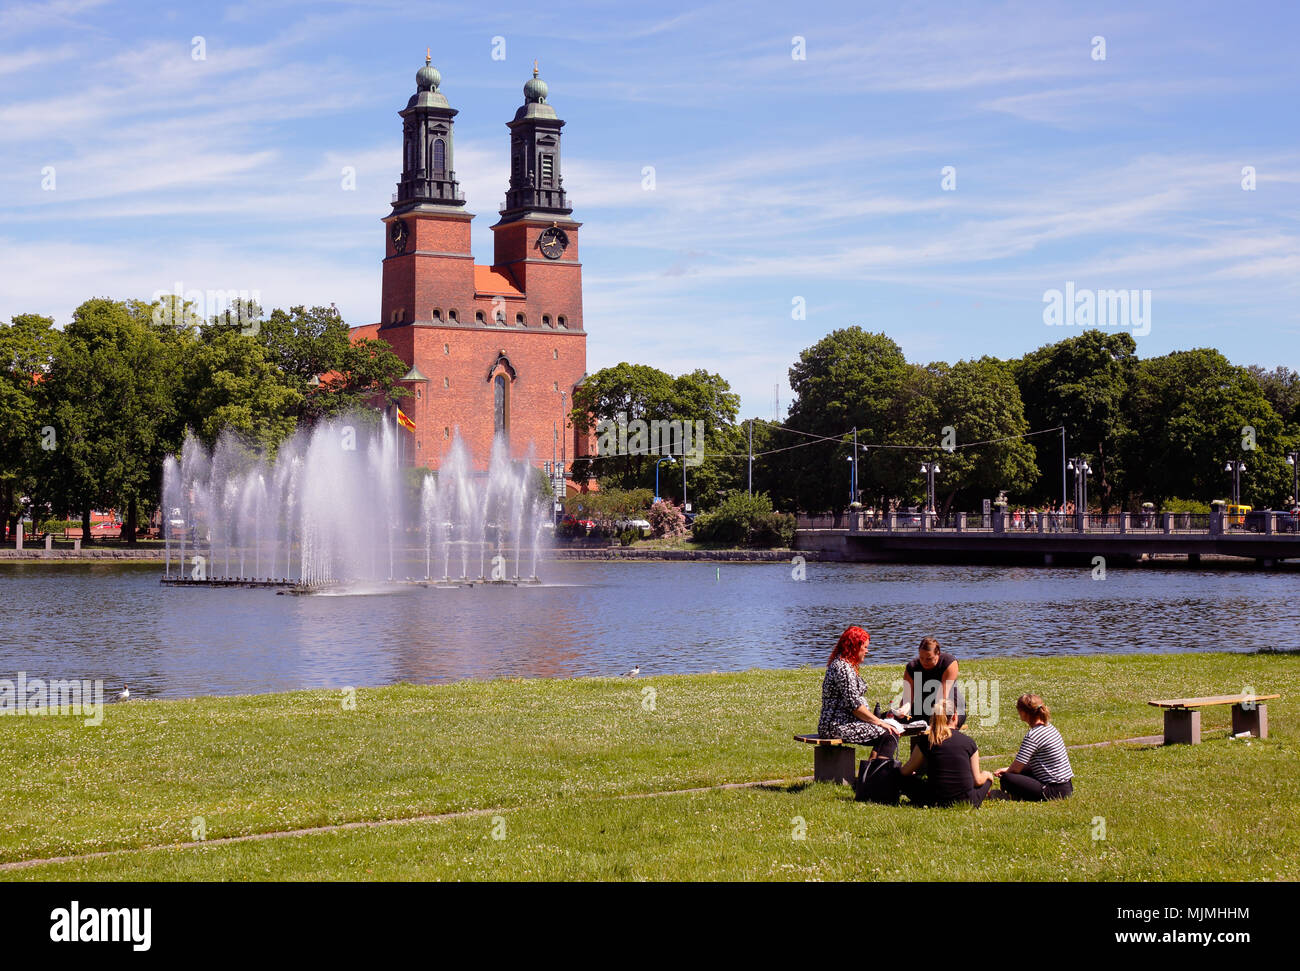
top-left (117, 685), bottom-right (130, 701)
top-left (622, 665), bottom-right (640, 677)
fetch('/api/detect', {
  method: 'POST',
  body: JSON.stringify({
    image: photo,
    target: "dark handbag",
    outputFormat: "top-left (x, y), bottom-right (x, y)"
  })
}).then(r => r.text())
top-left (854, 757), bottom-right (902, 804)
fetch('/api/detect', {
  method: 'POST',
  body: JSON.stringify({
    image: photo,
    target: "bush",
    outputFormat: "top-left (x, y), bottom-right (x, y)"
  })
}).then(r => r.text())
top-left (691, 492), bottom-right (796, 547)
top-left (618, 528), bottom-right (639, 547)
top-left (37, 519), bottom-right (78, 534)
top-left (1160, 498), bottom-right (1212, 514)
top-left (648, 499), bottom-right (687, 539)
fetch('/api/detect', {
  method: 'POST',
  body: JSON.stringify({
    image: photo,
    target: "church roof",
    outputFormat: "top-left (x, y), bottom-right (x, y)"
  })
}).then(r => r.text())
top-left (473, 265), bottom-right (524, 297)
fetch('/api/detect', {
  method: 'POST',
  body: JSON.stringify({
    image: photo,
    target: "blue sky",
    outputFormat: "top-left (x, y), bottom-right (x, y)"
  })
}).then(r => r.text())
top-left (1, 0), bottom-right (1297, 417)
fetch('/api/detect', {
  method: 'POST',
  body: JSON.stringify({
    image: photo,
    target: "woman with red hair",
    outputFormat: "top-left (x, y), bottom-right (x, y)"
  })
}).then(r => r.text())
top-left (818, 626), bottom-right (902, 760)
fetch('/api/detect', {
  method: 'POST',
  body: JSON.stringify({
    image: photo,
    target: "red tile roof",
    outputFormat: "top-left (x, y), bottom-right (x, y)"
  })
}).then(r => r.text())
top-left (474, 265), bottom-right (523, 297)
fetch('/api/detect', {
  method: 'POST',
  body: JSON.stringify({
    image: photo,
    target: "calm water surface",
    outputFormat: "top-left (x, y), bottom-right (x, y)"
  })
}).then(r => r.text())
top-left (0, 560), bottom-right (1295, 699)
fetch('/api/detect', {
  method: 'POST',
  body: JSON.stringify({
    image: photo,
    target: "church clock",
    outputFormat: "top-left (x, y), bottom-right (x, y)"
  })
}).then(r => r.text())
top-left (391, 219), bottom-right (409, 254)
top-left (538, 226), bottom-right (568, 259)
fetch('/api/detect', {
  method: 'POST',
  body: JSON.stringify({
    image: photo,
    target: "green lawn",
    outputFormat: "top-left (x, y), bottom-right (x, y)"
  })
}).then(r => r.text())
top-left (1, 652), bottom-right (1295, 880)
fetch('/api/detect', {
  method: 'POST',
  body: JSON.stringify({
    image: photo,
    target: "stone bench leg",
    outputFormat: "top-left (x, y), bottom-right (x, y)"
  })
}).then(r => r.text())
top-left (813, 745), bottom-right (856, 784)
top-left (1232, 703), bottom-right (1268, 740)
top-left (1164, 708), bottom-right (1201, 745)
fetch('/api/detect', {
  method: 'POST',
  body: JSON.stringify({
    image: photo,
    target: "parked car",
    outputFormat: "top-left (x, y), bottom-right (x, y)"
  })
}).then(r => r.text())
top-left (1243, 509), bottom-right (1299, 533)
top-left (616, 517), bottom-right (651, 535)
top-left (561, 515), bottom-right (595, 533)
top-left (897, 507), bottom-right (923, 527)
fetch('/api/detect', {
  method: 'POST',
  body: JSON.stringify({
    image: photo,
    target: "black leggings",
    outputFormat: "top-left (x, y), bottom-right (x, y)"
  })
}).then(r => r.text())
top-left (900, 775), bottom-right (992, 808)
top-left (999, 773), bottom-right (1073, 801)
top-left (868, 731), bottom-right (899, 761)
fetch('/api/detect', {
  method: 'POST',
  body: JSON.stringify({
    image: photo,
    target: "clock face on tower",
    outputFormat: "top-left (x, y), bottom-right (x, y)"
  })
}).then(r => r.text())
top-left (390, 219), bottom-right (409, 255)
top-left (538, 226), bottom-right (568, 260)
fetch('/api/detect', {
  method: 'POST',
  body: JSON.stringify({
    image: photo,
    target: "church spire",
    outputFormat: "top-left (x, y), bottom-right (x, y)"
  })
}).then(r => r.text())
top-left (393, 54), bottom-right (465, 212)
top-left (499, 65), bottom-right (571, 222)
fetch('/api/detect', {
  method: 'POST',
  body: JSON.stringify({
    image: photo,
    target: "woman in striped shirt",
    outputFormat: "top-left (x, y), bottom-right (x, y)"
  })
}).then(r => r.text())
top-left (993, 693), bottom-right (1074, 800)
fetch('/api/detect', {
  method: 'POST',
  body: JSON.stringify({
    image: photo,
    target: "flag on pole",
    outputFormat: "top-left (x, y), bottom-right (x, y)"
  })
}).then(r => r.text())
top-left (396, 406), bottom-right (416, 433)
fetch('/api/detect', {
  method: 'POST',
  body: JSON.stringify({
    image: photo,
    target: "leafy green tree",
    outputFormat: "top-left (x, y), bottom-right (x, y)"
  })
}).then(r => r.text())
top-left (0, 314), bottom-right (61, 537)
top-left (1247, 365), bottom-right (1300, 428)
top-left (1014, 331), bottom-right (1136, 511)
top-left (770, 328), bottom-right (921, 512)
top-left (256, 305), bottom-right (408, 423)
top-left (42, 299), bottom-right (183, 543)
top-left (571, 362), bottom-right (740, 505)
top-left (932, 357), bottom-right (1039, 511)
top-left (181, 329), bottom-right (301, 453)
top-left (1125, 349), bottom-right (1288, 507)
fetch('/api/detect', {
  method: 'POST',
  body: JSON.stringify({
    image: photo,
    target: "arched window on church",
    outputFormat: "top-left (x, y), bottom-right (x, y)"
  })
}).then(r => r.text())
top-left (433, 138), bottom-right (446, 177)
top-left (493, 374), bottom-right (509, 439)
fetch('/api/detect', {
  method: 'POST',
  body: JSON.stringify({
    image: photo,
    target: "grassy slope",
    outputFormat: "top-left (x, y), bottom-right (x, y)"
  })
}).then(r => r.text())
top-left (1, 652), bottom-right (1296, 880)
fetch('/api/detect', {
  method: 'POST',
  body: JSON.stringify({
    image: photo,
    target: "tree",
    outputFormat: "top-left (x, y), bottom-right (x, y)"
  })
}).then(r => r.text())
top-left (772, 328), bottom-right (918, 512)
top-left (1125, 349), bottom-right (1288, 507)
top-left (571, 362), bottom-right (740, 505)
top-left (931, 357), bottom-right (1039, 512)
top-left (0, 314), bottom-right (61, 537)
top-left (181, 329), bottom-right (301, 453)
top-left (1015, 331), bottom-right (1136, 511)
top-left (256, 305), bottom-right (408, 423)
top-left (1247, 364), bottom-right (1300, 429)
top-left (42, 299), bottom-right (184, 543)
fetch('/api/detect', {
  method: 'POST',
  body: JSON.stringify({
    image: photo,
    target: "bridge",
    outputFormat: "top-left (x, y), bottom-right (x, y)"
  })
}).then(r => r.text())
top-left (794, 510), bottom-right (1300, 567)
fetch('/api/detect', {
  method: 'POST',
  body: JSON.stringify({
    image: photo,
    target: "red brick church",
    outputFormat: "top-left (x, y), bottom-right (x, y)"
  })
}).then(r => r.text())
top-left (352, 56), bottom-right (589, 484)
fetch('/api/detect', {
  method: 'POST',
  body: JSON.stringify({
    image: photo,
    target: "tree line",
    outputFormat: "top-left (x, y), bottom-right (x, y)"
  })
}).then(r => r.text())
top-left (5, 303), bottom-right (1297, 540)
top-left (1, 298), bottom-right (408, 543)
top-left (571, 329), bottom-right (1299, 515)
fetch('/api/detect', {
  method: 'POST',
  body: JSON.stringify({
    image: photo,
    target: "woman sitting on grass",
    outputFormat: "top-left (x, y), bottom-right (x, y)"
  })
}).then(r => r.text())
top-left (818, 626), bottom-right (902, 761)
top-left (899, 698), bottom-right (994, 808)
top-left (993, 693), bottom-right (1074, 801)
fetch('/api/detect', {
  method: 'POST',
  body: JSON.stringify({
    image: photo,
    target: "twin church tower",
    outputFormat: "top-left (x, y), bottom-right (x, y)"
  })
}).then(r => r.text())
top-left (362, 55), bottom-right (587, 481)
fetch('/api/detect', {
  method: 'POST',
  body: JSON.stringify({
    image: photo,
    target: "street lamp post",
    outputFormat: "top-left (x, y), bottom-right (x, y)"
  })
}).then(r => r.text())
top-left (558, 390), bottom-right (567, 488)
top-left (1224, 459), bottom-right (1246, 506)
top-left (846, 456), bottom-right (855, 507)
top-left (919, 461), bottom-right (940, 517)
top-left (1067, 457), bottom-right (1091, 530)
top-left (1288, 452), bottom-right (1299, 511)
top-left (655, 456), bottom-right (676, 503)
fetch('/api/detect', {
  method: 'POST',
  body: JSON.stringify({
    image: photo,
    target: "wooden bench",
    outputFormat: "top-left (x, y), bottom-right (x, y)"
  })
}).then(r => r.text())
top-left (794, 735), bottom-right (858, 784)
top-left (1148, 694), bottom-right (1279, 745)
top-left (796, 723), bottom-right (927, 784)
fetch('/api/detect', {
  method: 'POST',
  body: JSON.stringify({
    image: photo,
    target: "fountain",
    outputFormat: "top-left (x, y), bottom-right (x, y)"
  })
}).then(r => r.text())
top-left (161, 415), bottom-right (550, 591)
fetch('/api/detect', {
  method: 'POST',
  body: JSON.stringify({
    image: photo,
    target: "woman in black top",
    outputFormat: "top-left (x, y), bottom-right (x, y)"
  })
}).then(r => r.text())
top-left (899, 698), bottom-right (994, 808)
top-left (896, 636), bottom-right (966, 728)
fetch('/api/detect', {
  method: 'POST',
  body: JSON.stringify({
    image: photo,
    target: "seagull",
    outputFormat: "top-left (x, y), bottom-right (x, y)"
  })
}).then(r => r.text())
top-left (623, 665), bottom-right (640, 677)
top-left (117, 684), bottom-right (130, 701)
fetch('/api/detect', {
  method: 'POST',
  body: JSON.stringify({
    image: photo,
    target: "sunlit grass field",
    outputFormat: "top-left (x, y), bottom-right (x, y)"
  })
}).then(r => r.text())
top-left (1, 652), bottom-right (1295, 880)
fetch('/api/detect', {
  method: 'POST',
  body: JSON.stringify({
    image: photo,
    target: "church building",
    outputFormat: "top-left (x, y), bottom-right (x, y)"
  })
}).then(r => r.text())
top-left (352, 56), bottom-right (588, 484)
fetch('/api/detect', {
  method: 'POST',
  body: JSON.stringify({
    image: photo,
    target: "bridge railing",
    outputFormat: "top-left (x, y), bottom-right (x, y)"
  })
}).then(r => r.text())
top-left (797, 508), bottom-right (1300, 537)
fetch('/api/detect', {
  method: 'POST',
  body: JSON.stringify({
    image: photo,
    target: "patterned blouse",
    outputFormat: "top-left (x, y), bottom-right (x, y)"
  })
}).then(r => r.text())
top-left (819, 658), bottom-right (870, 737)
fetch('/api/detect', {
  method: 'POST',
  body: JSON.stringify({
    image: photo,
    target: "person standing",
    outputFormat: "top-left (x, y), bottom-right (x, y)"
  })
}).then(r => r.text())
top-left (994, 694), bottom-right (1074, 800)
